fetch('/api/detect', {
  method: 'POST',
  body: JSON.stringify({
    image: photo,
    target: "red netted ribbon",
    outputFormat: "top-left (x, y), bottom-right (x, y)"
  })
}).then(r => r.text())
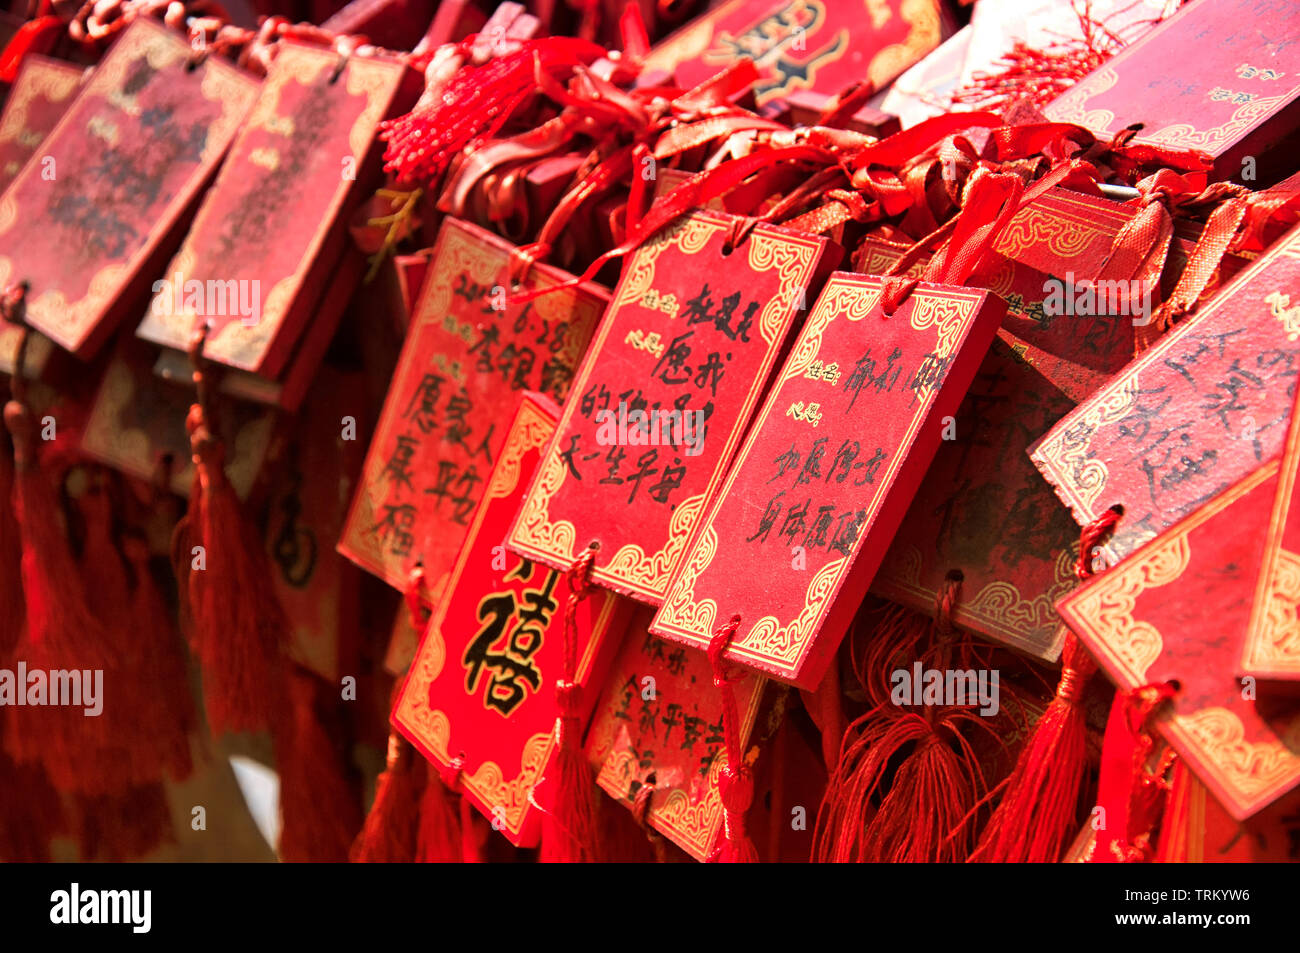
top-left (705, 615), bottom-right (757, 863)
top-left (968, 504), bottom-right (1122, 863)
top-left (1090, 681), bottom-right (1179, 863)
top-left (533, 544), bottom-right (602, 862)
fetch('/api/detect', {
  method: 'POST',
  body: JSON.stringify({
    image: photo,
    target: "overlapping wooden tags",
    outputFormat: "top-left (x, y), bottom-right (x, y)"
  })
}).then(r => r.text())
top-left (0, 19), bottom-right (258, 360)
top-left (0, 55), bottom-right (83, 193)
top-left (338, 217), bottom-right (607, 603)
top-left (78, 338), bottom-right (276, 500)
top-left (652, 271), bottom-right (1006, 687)
top-left (136, 41), bottom-right (419, 379)
top-left (506, 209), bottom-right (831, 605)
top-left (262, 367), bottom-right (367, 683)
top-left (1057, 463), bottom-right (1300, 820)
top-left (867, 188), bottom-right (1151, 660)
top-left (642, 0), bottom-right (943, 108)
top-left (1244, 386), bottom-right (1300, 679)
top-left (1154, 772), bottom-right (1300, 862)
top-left (1044, 0), bottom-right (1300, 183)
top-left (585, 606), bottom-right (765, 861)
top-left (1029, 221), bottom-right (1300, 563)
top-left (392, 393), bottom-right (628, 847)
top-left (1064, 777), bottom-right (1300, 862)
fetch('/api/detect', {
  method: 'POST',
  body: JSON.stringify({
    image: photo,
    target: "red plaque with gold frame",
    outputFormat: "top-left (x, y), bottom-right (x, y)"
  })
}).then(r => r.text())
top-left (1244, 386), bottom-right (1300, 680)
top-left (0, 19), bottom-right (259, 360)
top-left (506, 209), bottom-right (831, 606)
top-left (135, 41), bottom-right (419, 378)
top-left (860, 223), bottom-right (1106, 662)
top-left (585, 605), bottom-right (766, 861)
top-left (1057, 462), bottom-right (1300, 820)
top-left (1043, 0), bottom-right (1300, 183)
top-left (641, 0), bottom-right (943, 108)
top-left (337, 216), bottom-right (607, 604)
top-left (1029, 221), bottom-right (1300, 564)
top-left (0, 55), bottom-right (84, 194)
top-left (392, 392), bottom-right (630, 847)
top-left (651, 272), bottom-right (1006, 687)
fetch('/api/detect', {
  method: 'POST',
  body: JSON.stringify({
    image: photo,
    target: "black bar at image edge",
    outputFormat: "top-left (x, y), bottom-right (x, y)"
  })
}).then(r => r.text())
top-left (0, 862), bottom-right (1283, 940)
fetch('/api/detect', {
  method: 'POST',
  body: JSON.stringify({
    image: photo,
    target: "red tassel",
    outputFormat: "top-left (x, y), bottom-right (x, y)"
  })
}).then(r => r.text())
top-left (538, 545), bottom-right (603, 863)
top-left (175, 333), bottom-right (286, 736)
top-left (416, 760), bottom-right (465, 863)
top-left (73, 477), bottom-right (195, 787)
top-left (73, 783), bottom-right (174, 862)
top-left (121, 533), bottom-right (196, 783)
top-left (351, 730), bottom-right (421, 863)
top-left (970, 505), bottom-right (1124, 863)
top-left (381, 37), bottom-right (606, 187)
top-left (0, 723), bottom-right (66, 861)
top-left (1090, 683), bottom-right (1179, 862)
top-left (0, 433), bottom-right (24, 660)
top-left (813, 575), bottom-right (998, 862)
top-left (948, 4), bottom-right (1170, 113)
top-left (706, 616), bottom-right (758, 863)
top-left (2, 388), bottom-right (124, 793)
top-left (276, 667), bottom-right (362, 862)
top-left (968, 634), bottom-right (1095, 862)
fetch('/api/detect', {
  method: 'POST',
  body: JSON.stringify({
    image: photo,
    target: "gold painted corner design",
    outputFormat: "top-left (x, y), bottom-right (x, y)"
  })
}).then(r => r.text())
top-left (511, 212), bottom-right (818, 601)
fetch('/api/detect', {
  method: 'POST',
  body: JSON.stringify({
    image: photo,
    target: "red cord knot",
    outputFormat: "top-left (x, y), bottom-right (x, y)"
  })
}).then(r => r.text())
top-left (1125, 681), bottom-right (1178, 733)
top-left (439, 755), bottom-right (466, 791)
top-left (1056, 664), bottom-right (1087, 704)
top-left (706, 613), bottom-right (754, 857)
top-left (404, 562), bottom-right (428, 631)
top-left (3, 399), bottom-right (35, 469)
top-left (1075, 505), bottom-right (1123, 579)
top-left (555, 678), bottom-right (582, 717)
top-left (717, 762), bottom-right (754, 848)
top-left (707, 615), bottom-right (742, 686)
top-left (554, 712), bottom-right (582, 750)
top-left (1108, 125), bottom-right (1141, 152)
top-left (384, 730), bottom-right (410, 771)
top-left (725, 214), bottom-right (758, 254)
top-left (631, 781), bottom-right (654, 828)
top-left (717, 763), bottom-right (753, 813)
top-left (508, 241), bottom-right (551, 289)
top-left (0, 280), bottom-right (28, 323)
top-left (826, 189), bottom-right (871, 222)
top-left (880, 274), bottom-right (918, 315)
top-left (567, 545), bottom-right (598, 601)
top-left (185, 403), bottom-right (225, 476)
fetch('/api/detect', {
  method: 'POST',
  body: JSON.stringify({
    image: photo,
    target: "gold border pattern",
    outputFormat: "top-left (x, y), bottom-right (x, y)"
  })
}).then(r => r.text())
top-left (0, 19), bottom-right (258, 354)
top-left (656, 275), bottom-right (984, 679)
top-left (393, 397), bottom-right (619, 843)
top-left (1060, 461), bottom-right (1300, 818)
top-left (508, 210), bottom-right (823, 603)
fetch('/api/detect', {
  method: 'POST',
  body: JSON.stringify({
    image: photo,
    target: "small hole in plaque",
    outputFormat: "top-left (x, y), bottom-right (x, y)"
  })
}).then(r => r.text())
top-left (720, 242), bottom-right (733, 257)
